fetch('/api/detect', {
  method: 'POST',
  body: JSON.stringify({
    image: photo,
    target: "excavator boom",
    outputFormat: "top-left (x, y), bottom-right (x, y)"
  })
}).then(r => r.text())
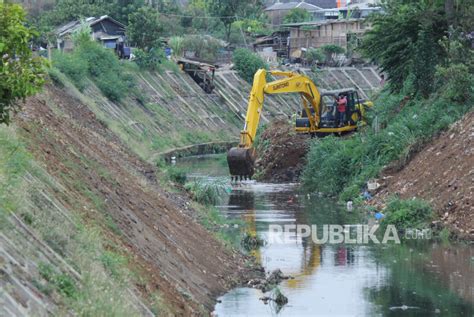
top-left (227, 69), bottom-right (321, 179)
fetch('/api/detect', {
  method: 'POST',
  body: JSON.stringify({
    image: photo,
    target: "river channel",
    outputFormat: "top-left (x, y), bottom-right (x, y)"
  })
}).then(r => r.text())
top-left (176, 154), bottom-right (473, 317)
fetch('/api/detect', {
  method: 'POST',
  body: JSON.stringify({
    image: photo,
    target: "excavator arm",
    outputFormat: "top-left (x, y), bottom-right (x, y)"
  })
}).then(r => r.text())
top-left (227, 69), bottom-right (321, 179)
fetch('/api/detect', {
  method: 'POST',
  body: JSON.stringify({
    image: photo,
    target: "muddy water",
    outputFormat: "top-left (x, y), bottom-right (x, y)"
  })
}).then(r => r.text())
top-left (177, 155), bottom-right (474, 317)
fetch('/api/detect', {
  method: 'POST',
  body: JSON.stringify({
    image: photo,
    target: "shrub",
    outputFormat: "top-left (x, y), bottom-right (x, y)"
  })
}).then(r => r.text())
top-left (52, 26), bottom-right (134, 102)
top-left (382, 198), bottom-right (433, 231)
top-left (185, 179), bottom-right (227, 205)
top-left (75, 38), bottom-right (132, 101)
top-left (436, 63), bottom-right (473, 102)
top-left (166, 166), bottom-right (187, 185)
top-left (321, 44), bottom-right (345, 57)
top-left (168, 36), bottom-right (185, 57)
top-left (134, 47), bottom-right (166, 71)
top-left (233, 48), bottom-right (268, 83)
top-left (305, 48), bottom-right (325, 65)
top-left (302, 136), bottom-right (356, 195)
top-left (52, 52), bottom-right (88, 91)
top-left (182, 35), bottom-right (223, 61)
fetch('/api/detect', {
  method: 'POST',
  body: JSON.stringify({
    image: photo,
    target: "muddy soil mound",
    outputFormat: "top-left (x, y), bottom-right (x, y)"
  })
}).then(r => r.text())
top-left (255, 120), bottom-right (309, 183)
top-left (377, 112), bottom-right (474, 239)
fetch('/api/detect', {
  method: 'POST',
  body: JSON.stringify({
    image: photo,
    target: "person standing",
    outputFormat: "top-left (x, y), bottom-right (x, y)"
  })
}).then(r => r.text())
top-left (337, 94), bottom-right (347, 127)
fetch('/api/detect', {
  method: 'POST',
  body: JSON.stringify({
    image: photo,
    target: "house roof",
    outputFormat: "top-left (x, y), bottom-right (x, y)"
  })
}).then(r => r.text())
top-left (265, 0), bottom-right (336, 10)
top-left (56, 15), bottom-right (125, 38)
top-left (265, 1), bottom-right (322, 11)
top-left (308, 0), bottom-right (338, 9)
top-left (339, 2), bottom-right (382, 11)
top-left (281, 18), bottom-right (364, 27)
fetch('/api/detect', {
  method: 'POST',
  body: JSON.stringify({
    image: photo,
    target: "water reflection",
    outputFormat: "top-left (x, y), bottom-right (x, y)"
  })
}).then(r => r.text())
top-left (175, 155), bottom-right (474, 316)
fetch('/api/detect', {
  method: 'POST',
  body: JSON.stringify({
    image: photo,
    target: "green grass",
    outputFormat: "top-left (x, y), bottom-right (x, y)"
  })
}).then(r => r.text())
top-left (39, 262), bottom-right (77, 298)
top-left (193, 202), bottom-right (243, 250)
top-left (99, 250), bottom-right (128, 279)
top-left (381, 197), bottom-right (434, 231)
top-left (166, 166), bottom-right (188, 185)
top-left (0, 126), bottom-right (31, 217)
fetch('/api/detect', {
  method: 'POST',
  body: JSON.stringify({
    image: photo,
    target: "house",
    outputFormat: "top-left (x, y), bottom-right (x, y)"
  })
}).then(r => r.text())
top-left (282, 19), bottom-right (368, 58)
top-left (253, 30), bottom-right (290, 59)
top-left (312, 1), bottom-right (381, 21)
top-left (56, 15), bottom-right (126, 53)
top-left (264, 1), bottom-right (323, 26)
top-left (312, 7), bottom-right (340, 21)
top-left (339, 2), bottom-right (382, 19)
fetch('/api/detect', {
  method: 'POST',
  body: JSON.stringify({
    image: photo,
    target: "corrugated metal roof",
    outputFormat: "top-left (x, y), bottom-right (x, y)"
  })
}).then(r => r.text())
top-left (265, 0), bottom-right (337, 10)
top-left (281, 18), bottom-right (364, 27)
top-left (265, 1), bottom-right (322, 11)
top-left (309, 0), bottom-right (338, 9)
top-left (56, 15), bottom-right (125, 37)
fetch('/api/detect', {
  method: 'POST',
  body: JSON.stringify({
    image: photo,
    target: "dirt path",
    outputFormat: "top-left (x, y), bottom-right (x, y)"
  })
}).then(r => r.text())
top-left (17, 85), bottom-right (260, 314)
top-left (376, 112), bottom-right (474, 239)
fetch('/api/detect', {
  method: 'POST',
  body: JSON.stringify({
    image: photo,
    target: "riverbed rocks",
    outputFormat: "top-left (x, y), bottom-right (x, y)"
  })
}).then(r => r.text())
top-left (247, 269), bottom-right (292, 292)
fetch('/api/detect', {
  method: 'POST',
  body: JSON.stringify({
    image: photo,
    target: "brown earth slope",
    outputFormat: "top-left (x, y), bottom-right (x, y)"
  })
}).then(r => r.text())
top-left (377, 112), bottom-right (474, 239)
top-left (15, 85), bottom-right (258, 314)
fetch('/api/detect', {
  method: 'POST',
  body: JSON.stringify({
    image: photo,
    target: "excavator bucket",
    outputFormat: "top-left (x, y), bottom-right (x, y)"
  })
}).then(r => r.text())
top-left (227, 147), bottom-right (256, 180)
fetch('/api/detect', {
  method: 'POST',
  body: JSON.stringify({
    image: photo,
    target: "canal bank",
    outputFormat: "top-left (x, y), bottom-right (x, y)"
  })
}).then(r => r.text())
top-left (176, 155), bottom-right (474, 316)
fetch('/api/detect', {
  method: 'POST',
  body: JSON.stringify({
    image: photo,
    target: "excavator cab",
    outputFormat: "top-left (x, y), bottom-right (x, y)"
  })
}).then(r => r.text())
top-left (297, 89), bottom-right (369, 133)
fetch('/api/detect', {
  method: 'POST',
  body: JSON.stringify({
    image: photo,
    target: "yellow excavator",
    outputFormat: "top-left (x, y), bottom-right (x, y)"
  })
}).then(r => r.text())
top-left (227, 69), bottom-right (373, 179)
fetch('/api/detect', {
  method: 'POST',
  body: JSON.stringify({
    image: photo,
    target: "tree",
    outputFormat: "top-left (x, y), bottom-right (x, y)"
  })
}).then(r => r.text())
top-left (305, 48), bottom-right (325, 65)
top-left (127, 7), bottom-right (163, 50)
top-left (0, 3), bottom-right (47, 124)
top-left (206, 0), bottom-right (255, 42)
top-left (360, 1), bottom-right (447, 95)
top-left (283, 8), bottom-right (311, 24)
top-left (112, 0), bottom-right (146, 24)
top-left (168, 36), bottom-right (185, 57)
top-left (40, 0), bottom-right (114, 26)
top-left (232, 48), bottom-right (267, 83)
top-left (320, 44), bottom-right (345, 65)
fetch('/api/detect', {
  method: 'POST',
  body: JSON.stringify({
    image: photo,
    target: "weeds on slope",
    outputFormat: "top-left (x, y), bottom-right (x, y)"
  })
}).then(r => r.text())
top-left (52, 27), bottom-right (135, 102)
top-left (302, 88), bottom-right (472, 202)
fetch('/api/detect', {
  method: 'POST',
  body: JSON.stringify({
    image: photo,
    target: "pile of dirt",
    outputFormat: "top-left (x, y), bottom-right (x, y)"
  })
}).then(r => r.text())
top-left (255, 120), bottom-right (310, 183)
top-left (16, 85), bottom-right (262, 314)
top-left (376, 111), bottom-right (474, 239)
